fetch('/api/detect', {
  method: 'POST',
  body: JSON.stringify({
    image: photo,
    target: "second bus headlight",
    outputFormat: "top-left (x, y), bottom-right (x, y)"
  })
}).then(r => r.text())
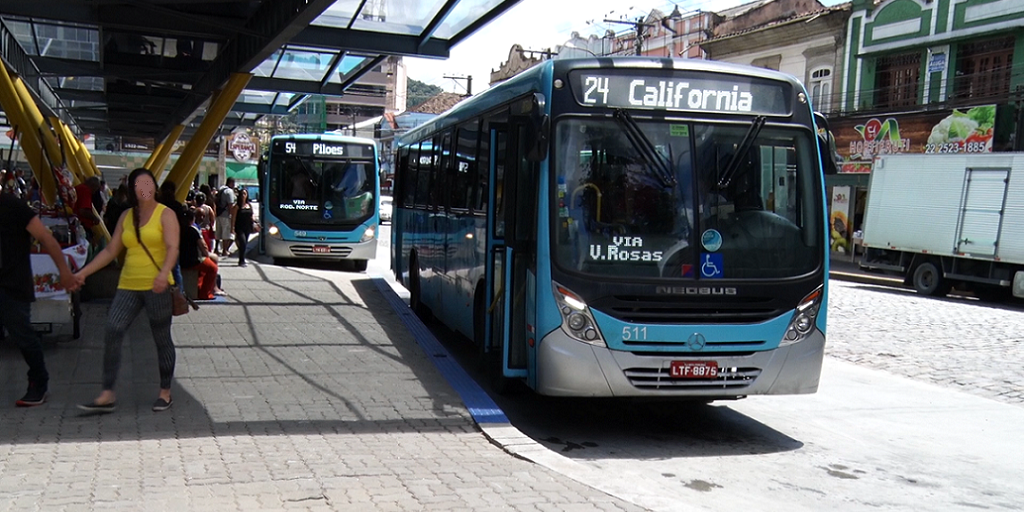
top-left (267, 223), bottom-right (282, 240)
top-left (360, 224), bottom-right (377, 243)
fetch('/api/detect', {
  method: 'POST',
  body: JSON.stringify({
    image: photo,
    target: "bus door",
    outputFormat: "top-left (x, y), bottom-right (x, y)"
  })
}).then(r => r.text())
top-left (485, 121), bottom-right (535, 378)
top-left (257, 155), bottom-right (268, 255)
top-left (431, 131), bottom-right (453, 318)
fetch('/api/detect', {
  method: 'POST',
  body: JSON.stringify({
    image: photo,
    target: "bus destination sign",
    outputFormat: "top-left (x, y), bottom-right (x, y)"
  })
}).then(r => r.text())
top-left (272, 139), bottom-right (374, 158)
top-left (572, 73), bottom-right (790, 115)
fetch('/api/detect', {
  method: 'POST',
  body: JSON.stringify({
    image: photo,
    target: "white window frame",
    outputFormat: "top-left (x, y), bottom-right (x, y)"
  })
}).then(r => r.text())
top-left (809, 67), bottom-right (833, 113)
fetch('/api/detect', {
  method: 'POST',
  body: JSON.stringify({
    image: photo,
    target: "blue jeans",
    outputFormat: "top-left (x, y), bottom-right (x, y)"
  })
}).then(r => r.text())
top-left (0, 289), bottom-right (49, 387)
top-left (172, 264), bottom-right (183, 291)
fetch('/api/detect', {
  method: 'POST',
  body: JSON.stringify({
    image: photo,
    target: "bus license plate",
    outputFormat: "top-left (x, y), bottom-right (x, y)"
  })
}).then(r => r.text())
top-left (312, 245), bottom-right (330, 254)
top-left (670, 361), bottom-right (718, 379)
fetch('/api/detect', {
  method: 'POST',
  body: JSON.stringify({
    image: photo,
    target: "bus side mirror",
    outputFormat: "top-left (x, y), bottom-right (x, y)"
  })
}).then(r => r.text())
top-left (526, 92), bottom-right (549, 162)
top-left (527, 115), bottom-right (550, 162)
top-left (813, 112), bottom-right (838, 175)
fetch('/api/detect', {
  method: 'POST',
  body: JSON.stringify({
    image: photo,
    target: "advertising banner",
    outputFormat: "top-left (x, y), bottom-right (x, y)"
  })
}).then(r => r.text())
top-left (831, 104), bottom-right (996, 173)
top-left (830, 186), bottom-right (851, 253)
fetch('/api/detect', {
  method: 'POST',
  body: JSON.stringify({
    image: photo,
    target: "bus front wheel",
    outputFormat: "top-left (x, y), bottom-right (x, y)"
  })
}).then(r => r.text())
top-left (352, 259), bottom-right (368, 272)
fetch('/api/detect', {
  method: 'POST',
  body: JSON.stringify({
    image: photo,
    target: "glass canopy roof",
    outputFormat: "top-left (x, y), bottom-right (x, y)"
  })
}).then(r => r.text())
top-left (0, 0), bottom-right (523, 137)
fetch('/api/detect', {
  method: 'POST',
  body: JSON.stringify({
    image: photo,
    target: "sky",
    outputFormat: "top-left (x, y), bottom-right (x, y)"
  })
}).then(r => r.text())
top-left (405, 0), bottom-right (848, 95)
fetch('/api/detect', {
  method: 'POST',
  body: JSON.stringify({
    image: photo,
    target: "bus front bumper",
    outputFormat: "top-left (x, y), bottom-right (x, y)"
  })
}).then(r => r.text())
top-left (265, 236), bottom-right (377, 261)
top-left (535, 329), bottom-right (825, 398)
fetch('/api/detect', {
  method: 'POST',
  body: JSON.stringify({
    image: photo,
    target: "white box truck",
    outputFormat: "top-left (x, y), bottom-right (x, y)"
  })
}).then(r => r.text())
top-left (860, 153), bottom-right (1024, 300)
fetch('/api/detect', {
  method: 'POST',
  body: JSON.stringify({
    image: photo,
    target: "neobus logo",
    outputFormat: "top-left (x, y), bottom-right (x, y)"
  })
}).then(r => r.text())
top-left (656, 286), bottom-right (738, 296)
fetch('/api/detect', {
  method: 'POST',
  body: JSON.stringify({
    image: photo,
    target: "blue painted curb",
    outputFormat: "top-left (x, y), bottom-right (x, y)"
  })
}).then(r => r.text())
top-left (372, 277), bottom-right (510, 425)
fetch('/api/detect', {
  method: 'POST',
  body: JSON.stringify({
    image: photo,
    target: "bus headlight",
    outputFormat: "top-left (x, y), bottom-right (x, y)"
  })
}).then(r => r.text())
top-left (782, 285), bottom-right (823, 346)
top-left (267, 223), bottom-right (282, 240)
top-left (553, 281), bottom-right (605, 347)
top-left (360, 224), bottom-right (377, 243)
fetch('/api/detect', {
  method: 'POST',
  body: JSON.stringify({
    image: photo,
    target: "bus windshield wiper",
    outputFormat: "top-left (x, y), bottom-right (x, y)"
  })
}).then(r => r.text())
top-left (717, 115), bottom-right (766, 190)
top-left (613, 109), bottom-right (676, 188)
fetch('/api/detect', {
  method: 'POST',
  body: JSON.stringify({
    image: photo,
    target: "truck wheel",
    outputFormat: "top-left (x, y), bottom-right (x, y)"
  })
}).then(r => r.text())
top-left (912, 262), bottom-right (950, 296)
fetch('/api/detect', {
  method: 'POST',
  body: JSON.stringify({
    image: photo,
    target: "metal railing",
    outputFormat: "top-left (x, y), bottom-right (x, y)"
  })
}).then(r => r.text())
top-left (0, 17), bottom-right (81, 136)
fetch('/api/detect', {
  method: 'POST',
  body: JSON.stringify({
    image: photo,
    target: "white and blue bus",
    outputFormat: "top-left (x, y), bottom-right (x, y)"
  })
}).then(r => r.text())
top-left (258, 133), bottom-right (379, 270)
top-left (392, 58), bottom-right (836, 399)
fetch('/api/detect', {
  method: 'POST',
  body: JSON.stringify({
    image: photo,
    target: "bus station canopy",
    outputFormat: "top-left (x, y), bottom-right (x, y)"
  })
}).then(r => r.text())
top-left (0, 0), bottom-right (520, 139)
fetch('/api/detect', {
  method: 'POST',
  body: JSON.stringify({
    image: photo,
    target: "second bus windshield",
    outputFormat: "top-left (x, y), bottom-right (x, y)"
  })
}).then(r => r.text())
top-left (554, 118), bottom-right (821, 280)
top-left (271, 155), bottom-right (375, 225)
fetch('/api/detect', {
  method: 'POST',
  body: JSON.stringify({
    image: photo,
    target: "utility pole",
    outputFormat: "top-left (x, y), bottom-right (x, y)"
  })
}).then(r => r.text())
top-left (603, 14), bottom-right (676, 56)
top-left (444, 74), bottom-right (473, 96)
top-left (604, 17), bottom-right (646, 55)
top-left (519, 47), bottom-right (557, 60)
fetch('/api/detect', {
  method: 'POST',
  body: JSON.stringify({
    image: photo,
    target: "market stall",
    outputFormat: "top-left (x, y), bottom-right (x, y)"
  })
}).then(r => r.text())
top-left (29, 214), bottom-right (88, 339)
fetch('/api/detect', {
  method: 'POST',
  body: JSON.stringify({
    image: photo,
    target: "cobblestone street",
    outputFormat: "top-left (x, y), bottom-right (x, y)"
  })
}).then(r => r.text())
top-left (826, 280), bottom-right (1024, 405)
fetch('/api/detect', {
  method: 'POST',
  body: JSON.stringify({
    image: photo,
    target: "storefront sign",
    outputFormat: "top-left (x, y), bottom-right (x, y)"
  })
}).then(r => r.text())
top-left (228, 132), bottom-right (259, 162)
top-left (831, 105), bottom-right (995, 173)
top-left (928, 52), bottom-right (946, 73)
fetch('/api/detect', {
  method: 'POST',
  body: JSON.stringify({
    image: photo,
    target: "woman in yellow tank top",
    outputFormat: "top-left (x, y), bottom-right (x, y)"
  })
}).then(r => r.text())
top-left (74, 168), bottom-right (181, 413)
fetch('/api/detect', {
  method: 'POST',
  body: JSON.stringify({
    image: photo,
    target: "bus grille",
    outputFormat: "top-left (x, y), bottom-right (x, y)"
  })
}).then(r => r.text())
top-left (289, 245), bottom-right (353, 256)
top-left (623, 367), bottom-right (761, 390)
top-left (595, 296), bottom-right (782, 324)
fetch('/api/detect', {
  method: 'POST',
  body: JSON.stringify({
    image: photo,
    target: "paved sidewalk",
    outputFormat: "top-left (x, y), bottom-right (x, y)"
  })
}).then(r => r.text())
top-left (1, 261), bottom-right (645, 512)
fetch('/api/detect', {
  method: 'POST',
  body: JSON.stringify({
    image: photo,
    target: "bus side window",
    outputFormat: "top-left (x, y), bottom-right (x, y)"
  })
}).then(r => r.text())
top-left (475, 120), bottom-right (490, 214)
top-left (413, 141), bottom-right (431, 208)
top-left (430, 132), bottom-right (451, 212)
top-left (395, 146), bottom-right (409, 208)
top-left (453, 119), bottom-right (479, 211)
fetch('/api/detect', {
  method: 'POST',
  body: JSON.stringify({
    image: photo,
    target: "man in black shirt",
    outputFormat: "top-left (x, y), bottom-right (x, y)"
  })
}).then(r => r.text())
top-left (0, 191), bottom-right (79, 406)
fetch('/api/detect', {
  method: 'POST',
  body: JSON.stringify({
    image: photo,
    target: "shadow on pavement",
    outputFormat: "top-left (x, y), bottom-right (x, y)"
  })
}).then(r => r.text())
top-left (0, 261), bottom-right (474, 445)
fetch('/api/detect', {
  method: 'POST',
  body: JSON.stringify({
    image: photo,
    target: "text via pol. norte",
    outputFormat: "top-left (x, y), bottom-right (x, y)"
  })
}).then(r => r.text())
top-left (279, 199), bottom-right (319, 211)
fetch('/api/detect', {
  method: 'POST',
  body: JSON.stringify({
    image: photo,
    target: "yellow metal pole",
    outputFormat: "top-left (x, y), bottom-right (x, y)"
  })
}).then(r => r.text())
top-left (13, 78), bottom-right (63, 168)
top-left (150, 125), bottom-right (185, 182)
top-left (50, 118), bottom-right (86, 183)
top-left (167, 73), bottom-right (250, 201)
top-left (0, 64), bottom-right (56, 204)
top-left (143, 141), bottom-right (165, 170)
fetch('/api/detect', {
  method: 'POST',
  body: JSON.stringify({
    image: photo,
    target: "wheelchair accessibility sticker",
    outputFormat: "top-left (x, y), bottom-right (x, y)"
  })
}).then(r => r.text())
top-left (701, 253), bottom-right (723, 278)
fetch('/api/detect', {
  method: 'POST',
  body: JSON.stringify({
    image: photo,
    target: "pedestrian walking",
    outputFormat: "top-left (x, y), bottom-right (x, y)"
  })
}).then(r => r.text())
top-left (232, 187), bottom-right (257, 267)
top-left (74, 168), bottom-right (180, 413)
top-left (1, 190), bottom-right (80, 406)
top-left (215, 178), bottom-right (237, 257)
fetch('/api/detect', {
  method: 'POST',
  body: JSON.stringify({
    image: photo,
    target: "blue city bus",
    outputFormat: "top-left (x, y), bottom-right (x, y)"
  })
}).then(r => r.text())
top-left (258, 133), bottom-right (380, 271)
top-left (392, 58), bottom-right (836, 399)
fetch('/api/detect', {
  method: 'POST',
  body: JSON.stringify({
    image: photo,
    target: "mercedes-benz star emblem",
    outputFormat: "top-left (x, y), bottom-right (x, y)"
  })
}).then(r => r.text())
top-left (686, 333), bottom-right (707, 351)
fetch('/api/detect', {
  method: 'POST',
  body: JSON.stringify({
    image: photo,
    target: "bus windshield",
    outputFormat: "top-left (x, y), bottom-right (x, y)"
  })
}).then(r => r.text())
top-left (554, 118), bottom-right (821, 280)
top-left (270, 155), bottom-right (375, 225)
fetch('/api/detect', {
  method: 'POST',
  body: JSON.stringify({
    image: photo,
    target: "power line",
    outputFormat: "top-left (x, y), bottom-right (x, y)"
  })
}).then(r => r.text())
top-left (443, 74), bottom-right (473, 95)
